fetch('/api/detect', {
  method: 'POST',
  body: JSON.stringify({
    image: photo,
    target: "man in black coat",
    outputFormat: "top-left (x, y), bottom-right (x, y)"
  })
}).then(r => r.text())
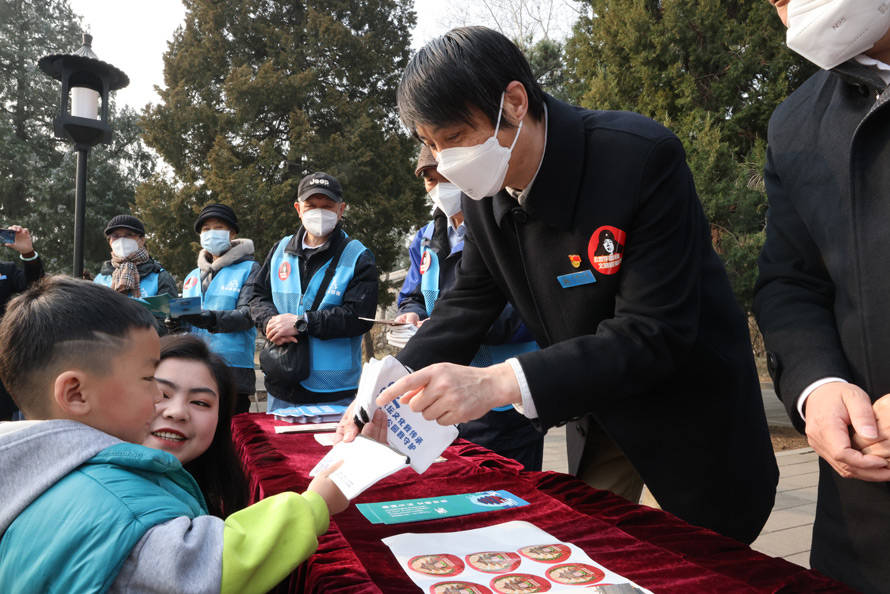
top-left (341, 26), bottom-right (778, 544)
top-left (754, 2), bottom-right (890, 591)
top-left (1, 225), bottom-right (44, 420)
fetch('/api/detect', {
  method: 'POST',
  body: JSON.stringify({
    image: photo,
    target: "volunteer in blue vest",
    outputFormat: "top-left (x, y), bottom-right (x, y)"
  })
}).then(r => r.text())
top-left (246, 172), bottom-right (377, 412)
top-left (177, 204), bottom-right (259, 415)
top-left (395, 145), bottom-right (544, 470)
top-left (94, 215), bottom-right (177, 333)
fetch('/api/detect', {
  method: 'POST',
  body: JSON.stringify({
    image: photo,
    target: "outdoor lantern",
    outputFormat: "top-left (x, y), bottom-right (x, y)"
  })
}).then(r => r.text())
top-left (38, 33), bottom-right (129, 277)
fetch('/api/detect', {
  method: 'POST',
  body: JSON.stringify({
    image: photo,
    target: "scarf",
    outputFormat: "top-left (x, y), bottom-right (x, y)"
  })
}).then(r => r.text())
top-left (110, 247), bottom-right (151, 296)
top-left (196, 238), bottom-right (255, 293)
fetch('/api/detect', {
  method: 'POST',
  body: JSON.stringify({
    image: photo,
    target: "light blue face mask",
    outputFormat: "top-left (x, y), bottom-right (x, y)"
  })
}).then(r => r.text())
top-left (200, 229), bottom-right (231, 256)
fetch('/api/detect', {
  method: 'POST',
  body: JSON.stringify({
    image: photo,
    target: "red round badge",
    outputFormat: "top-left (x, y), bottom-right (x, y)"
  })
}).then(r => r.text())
top-left (278, 261), bottom-right (290, 281)
top-left (587, 225), bottom-right (626, 275)
top-left (545, 563), bottom-right (605, 585)
top-left (183, 276), bottom-right (197, 290)
top-left (408, 554), bottom-right (465, 577)
top-left (490, 573), bottom-right (551, 593)
top-left (465, 551), bottom-right (522, 574)
top-left (420, 250), bottom-right (432, 274)
top-left (517, 544), bottom-right (571, 563)
top-left (429, 581), bottom-right (492, 594)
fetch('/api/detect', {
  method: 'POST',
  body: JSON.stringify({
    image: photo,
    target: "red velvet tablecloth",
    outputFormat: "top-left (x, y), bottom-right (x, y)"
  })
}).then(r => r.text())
top-left (231, 413), bottom-right (850, 593)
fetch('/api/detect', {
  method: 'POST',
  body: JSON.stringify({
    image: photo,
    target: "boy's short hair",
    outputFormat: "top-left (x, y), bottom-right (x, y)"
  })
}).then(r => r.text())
top-left (0, 276), bottom-right (158, 417)
top-left (397, 26), bottom-right (545, 135)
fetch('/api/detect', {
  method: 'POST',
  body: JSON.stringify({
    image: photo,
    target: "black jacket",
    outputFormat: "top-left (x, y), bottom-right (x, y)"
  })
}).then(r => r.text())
top-left (0, 255), bottom-right (44, 418)
top-left (246, 225), bottom-right (377, 402)
top-left (398, 96), bottom-right (778, 544)
top-left (754, 61), bottom-right (890, 592)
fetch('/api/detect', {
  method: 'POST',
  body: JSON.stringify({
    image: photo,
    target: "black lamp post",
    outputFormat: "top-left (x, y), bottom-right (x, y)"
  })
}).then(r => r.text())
top-left (38, 34), bottom-right (129, 277)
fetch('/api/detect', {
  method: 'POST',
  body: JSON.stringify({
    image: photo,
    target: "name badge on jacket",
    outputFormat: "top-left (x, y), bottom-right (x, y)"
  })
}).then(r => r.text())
top-left (557, 270), bottom-right (596, 288)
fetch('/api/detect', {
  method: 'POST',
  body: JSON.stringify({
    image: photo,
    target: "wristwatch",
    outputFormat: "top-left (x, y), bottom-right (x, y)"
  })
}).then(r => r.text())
top-left (293, 316), bottom-right (308, 335)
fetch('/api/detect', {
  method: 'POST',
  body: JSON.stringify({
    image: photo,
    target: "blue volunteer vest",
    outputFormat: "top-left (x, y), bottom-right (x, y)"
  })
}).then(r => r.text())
top-left (94, 270), bottom-right (160, 298)
top-left (269, 235), bottom-right (367, 393)
top-left (419, 223), bottom-right (538, 393)
top-left (0, 443), bottom-right (206, 593)
top-left (182, 260), bottom-right (257, 369)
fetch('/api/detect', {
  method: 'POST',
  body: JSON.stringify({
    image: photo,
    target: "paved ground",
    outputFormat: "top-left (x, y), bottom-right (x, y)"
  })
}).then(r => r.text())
top-left (252, 377), bottom-right (817, 568)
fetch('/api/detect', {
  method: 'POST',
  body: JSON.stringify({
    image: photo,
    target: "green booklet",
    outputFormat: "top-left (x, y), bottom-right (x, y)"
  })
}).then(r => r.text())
top-left (357, 490), bottom-right (528, 525)
top-left (135, 294), bottom-right (201, 318)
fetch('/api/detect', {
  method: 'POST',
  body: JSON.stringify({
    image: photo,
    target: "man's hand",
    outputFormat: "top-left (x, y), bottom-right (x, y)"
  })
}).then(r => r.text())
top-left (805, 382), bottom-right (890, 481)
top-left (375, 362), bottom-right (521, 426)
top-left (179, 310), bottom-right (217, 330)
top-left (394, 312), bottom-right (422, 327)
top-left (334, 400), bottom-right (388, 444)
top-left (4, 225), bottom-right (35, 257)
top-left (306, 460), bottom-right (348, 515)
top-left (852, 393), bottom-right (890, 458)
top-left (265, 314), bottom-right (301, 345)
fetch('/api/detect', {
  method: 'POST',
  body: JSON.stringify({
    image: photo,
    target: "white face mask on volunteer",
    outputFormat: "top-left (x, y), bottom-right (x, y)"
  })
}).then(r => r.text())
top-left (428, 182), bottom-right (463, 218)
top-left (199, 229), bottom-right (231, 256)
top-left (435, 92), bottom-right (523, 200)
top-left (301, 208), bottom-right (339, 237)
top-left (786, 0), bottom-right (890, 70)
top-left (111, 237), bottom-right (139, 259)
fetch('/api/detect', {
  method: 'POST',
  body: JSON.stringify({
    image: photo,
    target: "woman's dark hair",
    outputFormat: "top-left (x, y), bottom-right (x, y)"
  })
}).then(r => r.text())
top-left (397, 26), bottom-right (545, 134)
top-left (159, 334), bottom-right (248, 517)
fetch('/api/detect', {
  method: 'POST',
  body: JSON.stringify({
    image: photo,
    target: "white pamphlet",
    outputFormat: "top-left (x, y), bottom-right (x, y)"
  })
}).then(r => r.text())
top-left (354, 356), bottom-right (458, 473)
top-left (308, 436), bottom-right (409, 500)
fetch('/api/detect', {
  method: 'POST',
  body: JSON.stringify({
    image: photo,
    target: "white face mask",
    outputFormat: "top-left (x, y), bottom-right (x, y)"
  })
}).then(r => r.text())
top-left (435, 92), bottom-right (523, 200)
top-left (199, 229), bottom-right (231, 256)
top-left (428, 182), bottom-right (463, 218)
top-left (111, 237), bottom-right (139, 259)
top-left (301, 207), bottom-right (339, 237)
top-left (786, 0), bottom-right (890, 70)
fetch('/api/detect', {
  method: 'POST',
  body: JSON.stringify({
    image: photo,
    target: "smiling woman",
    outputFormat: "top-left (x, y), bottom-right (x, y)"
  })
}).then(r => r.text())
top-left (143, 334), bottom-right (248, 516)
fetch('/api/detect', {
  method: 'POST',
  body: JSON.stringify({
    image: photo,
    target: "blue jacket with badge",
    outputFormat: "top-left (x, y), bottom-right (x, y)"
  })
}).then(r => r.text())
top-left (246, 225), bottom-right (377, 403)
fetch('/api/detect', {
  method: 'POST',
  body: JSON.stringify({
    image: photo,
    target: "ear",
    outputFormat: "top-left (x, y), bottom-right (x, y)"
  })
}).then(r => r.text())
top-left (293, 201), bottom-right (302, 214)
top-left (337, 202), bottom-right (346, 217)
top-left (503, 81), bottom-right (529, 125)
top-left (53, 370), bottom-right (92, 418)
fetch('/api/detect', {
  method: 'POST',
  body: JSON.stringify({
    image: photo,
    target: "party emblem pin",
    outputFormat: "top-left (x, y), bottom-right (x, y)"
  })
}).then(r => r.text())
top-left (568, 254), bottom-right (581, 268)
top-left (419, 250), bottom-right (432, 274)
top-left (278, 261), bottom-right (290, 281)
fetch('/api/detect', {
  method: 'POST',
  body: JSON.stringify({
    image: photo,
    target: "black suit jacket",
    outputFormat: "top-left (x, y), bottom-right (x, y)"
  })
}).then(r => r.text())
top-left (754, 61), bottom-right (890, 592)
top-left (399, 96), bottom-right (778, 544)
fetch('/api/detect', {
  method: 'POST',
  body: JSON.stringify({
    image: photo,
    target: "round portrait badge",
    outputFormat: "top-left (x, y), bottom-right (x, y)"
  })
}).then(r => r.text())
top-left (408, 553), bottom-right (465, 577)
top-left (429, 581), bottom-right (492, 594)
top-left (420, 250), bottom-right (432, 274)
top-left (277, 261), bottom-right (290, 281)
top-left (545, 563), bottom-right (605, 585)
top-left (183, 275), bottom-right (197, 291)
top-left (465, 551), bottom-right (522, 574)
top-left (517, 544), bottom-right (571, 564)
top-left (587, 225), bottom-right (626, 275)
top-left (490, 573), bottom-right (551, 593)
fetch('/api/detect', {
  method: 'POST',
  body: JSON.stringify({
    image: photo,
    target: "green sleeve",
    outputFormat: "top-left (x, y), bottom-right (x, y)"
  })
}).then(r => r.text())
top-left (220, 491), bottom-right (330, 594)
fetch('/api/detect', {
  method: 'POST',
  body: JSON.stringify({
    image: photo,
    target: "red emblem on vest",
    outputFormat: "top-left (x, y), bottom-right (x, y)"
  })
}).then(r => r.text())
top-left (278, 261), bottom-right (290, 281)
top-left (588, 226), bottom-right (626, 275)
top-left (183, 275), bottom-right (197, 290)
top-left (420, 250), bottom-right (431, 274)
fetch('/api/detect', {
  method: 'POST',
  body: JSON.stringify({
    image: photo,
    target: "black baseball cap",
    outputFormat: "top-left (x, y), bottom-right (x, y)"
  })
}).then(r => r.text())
top-left (415, 144), bottom-right (437, 177)
top-left (297, 172), bottom-right (343, 202)
top-left (104, 214), bottom-right (145, 236)
top-left (194, 203), bottom-right (239, 233)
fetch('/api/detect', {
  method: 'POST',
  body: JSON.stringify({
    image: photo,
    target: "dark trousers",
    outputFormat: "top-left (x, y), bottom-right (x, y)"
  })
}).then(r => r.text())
top-left (458, 407), bottom-right (545, 471)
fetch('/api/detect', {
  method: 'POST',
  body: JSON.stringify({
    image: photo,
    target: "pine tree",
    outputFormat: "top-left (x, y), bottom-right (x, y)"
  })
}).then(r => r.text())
top-left (0, 0), bottom-right (155, 274)
top-left (135, 0), bottom-right (426, 302)
top-left (563, 0), bottom-right (816, 311)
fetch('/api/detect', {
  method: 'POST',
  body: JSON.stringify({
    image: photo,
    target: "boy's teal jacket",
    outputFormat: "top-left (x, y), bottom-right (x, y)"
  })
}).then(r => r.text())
top-left (0, 420), bottom-right (224, 593)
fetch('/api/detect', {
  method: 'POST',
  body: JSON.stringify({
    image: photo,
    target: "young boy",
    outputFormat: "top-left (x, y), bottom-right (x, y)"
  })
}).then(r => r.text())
top-left (0, 276), bottom-right (347, 593)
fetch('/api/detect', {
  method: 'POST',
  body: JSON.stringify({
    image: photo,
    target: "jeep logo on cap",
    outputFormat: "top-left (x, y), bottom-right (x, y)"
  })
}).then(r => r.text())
top-left (309, 178), bottom-right (330, 186)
